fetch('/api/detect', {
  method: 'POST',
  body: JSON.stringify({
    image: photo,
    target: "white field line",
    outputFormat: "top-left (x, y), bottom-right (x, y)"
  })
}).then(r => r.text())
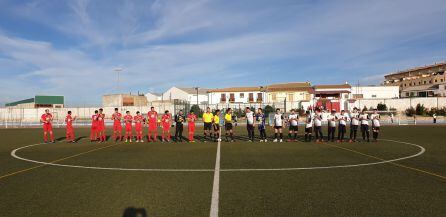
top-left (11, 139), bottom-right (424, 173)
top-left (209, 127), bottom-right (222, 217)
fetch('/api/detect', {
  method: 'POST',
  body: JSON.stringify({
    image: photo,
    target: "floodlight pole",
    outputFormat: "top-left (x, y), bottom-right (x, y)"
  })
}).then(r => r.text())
top-left (113, 67), bottom-right (124, 94)
top-left (194, 87), bottom-right (199, 105)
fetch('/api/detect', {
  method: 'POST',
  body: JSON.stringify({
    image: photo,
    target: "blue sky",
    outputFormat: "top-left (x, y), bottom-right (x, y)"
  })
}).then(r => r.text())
top-left (1, 0), bottom-right (446, 106)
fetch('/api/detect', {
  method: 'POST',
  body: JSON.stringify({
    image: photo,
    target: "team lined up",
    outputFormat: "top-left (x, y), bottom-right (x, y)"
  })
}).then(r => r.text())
top-left (39, 106), bottom-right (380, 143)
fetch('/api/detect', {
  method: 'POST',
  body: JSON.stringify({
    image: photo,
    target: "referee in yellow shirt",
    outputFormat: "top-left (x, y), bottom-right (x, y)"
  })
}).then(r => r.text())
top-left (213, 109), bottom-right (221, 142)
top-left (202, 107), bottom-right (214, 142)
top-left (224, 108), bottom-right (235, 142)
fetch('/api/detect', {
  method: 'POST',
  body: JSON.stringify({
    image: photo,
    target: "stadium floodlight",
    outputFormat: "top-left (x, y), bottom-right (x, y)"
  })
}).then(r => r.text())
top-left (113, 67), bottom-right (124, 93)
top-left (194, 87), bottom-right (199, 105)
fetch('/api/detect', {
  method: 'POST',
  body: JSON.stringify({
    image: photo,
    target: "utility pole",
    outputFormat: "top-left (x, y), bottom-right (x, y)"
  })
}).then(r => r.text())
top-left (194, 87), bottom-right (199, 105)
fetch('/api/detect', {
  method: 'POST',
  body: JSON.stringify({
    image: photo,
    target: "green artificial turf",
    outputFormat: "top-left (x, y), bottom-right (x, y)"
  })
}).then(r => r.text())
top-left (0, 125), bottom-right (445, 217)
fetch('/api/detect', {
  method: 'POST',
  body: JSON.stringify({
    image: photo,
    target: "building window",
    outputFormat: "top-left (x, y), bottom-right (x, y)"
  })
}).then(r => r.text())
top-left (288, 93), bottom-right (294, 101)
top-left (257, 93), bottom-right (263, 102)
top-left (220, 94), bottom-right (226, 103)
top-left (429, 80), bottom-right (432, 84)
top-left (240, 93), bottom-right (244, 98)
top-left (271, 93), bottom-right (276, 101)
top-left (229, 93), bottom-right (235, 102)
top-left (441, 79), bottom-right (444, 82)
top-left (249, 93), bottom-right (254, 102)
top-left (372, 95), bottom-right (377, 98)
top-left (435, 79), bottom-right (438, 83)
top-left (424, 81), bottom-right (427, 84)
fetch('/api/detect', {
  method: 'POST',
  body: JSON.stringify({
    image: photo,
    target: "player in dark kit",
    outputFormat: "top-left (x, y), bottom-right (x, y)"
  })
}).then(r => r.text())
top-left (174, 110), bottom-right (185, 142)
top-left (256, 108), bottom-right (267, 142)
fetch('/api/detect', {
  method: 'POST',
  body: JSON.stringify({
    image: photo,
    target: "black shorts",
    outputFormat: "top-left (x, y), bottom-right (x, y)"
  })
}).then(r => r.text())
top-left (213, 124), bottom-right (220, 131)
top-left (305, 127), bottom-right (312, 133)
top-left (247, 124), bottom-right (254, 131)
top-left (204, 122), bottom-right (212, 131)
top-left (225, 123), bottom-right (233, 130)
top-left (289, 125), bottom-right (298, 131)
top-left (274, 126), bottom-right (283, 129)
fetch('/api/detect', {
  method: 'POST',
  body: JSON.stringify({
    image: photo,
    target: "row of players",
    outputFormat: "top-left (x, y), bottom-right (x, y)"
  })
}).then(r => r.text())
top-left (40, 106), bottom-right (380, 143)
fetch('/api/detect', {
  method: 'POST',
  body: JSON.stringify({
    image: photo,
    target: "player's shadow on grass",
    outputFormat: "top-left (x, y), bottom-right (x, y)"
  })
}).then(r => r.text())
top-left (74, 136), bottom-right (86, 142)
top-left (55, 137), bottom-right (66, 141)
top-left (122, 207), bottom-right (148, 217)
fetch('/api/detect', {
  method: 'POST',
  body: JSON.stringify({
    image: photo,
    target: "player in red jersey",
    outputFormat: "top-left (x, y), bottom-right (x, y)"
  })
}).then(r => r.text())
top-left (134, 111), bottom-right (145, 142)
top-left (65, 111), bottom-right (77, 143)
top-left (187, 110), bottom-right (197, 142)
top-left (90, 110), bottom-right (99, 142)
top-left (161, 110), bottom-right (172, 142)
top-left (111, 108), bottom-right (123, 142)
top-left (41, 109), bottom-right (55, 143)
top-left (124, 111), bottom-right (133, 142)
top-left (147, 107), bottom-right (158, 142)
top-left (97, 108), bottom-right (106, 142)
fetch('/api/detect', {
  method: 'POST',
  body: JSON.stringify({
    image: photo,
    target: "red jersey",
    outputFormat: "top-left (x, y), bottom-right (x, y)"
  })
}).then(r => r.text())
top-left (98, 114), bottom-right (105, 126)
top-left (112, 113), bottom-right (122, 125)
top-left (134, 115), bottom-right (144, 124)
top-left (161, 114), bottom-right (171, 127)
top-left (41, 113), bottom-right (52, 125)
top-left (92, 114), bottom-right (99, 126)
top-left (124, 114), bottom-right (133, 127)
top-left (147, 111), bottom-right (158, 125)
top-left (187, 114), bottom-right (197, 123)
top-left (65, 114), bottom-right (74, 127)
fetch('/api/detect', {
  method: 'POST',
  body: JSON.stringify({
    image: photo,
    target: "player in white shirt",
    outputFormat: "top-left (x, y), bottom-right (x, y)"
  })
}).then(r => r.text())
top-left (337, 110), bottom-right (349, 142)
top-left (313, 108), bottom-right (324, 142)
top-left (370, 109), bottom-right (381, 142)
top-left (359, 109), bottom-right (370, 142)
top-left (287, 109), bottom-right (299, 142)
top-left (304, 110), bottom-right (313, 142)
top-left (327, 109), bottom-right (337, 142)
top-left (273, 108), bottom-right (284, 142)
top-left (245, 107), bottom-right (255, 142)
top-left (349, 107), bottom-right (360, 142)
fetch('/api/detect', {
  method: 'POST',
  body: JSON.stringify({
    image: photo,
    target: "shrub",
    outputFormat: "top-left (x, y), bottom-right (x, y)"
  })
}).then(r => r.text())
top-left (405, 106), bottom-right (416, 117)
top-left (264, 105), bottom-right (275, 116)
top-left (190, 104), bottom-right (203, 118)
top-left (415, 103), bottom-right (426, 116)
top-left (377, 103), bottom-right (388, 111)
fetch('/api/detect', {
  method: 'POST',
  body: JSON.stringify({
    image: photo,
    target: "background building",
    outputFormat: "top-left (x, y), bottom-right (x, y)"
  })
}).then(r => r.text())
top-left (208, 86), bottom-right (264, 104)
top-left (313, 84), bottom-right (351, 111)
top-left (161, 87), bottom-right (209, 105)
top-left (5, 95), bottom-right (64, 108)
top-left (384, 62), bottom-right (446, 97)
top-left (102, 94), bottom-right (148, 107)
top-left (264, 82), bottom-right (313, 110)
top-left (350, 85), bottom-right (399, 99)
top-left (145, 92), bottom-right (162, 102)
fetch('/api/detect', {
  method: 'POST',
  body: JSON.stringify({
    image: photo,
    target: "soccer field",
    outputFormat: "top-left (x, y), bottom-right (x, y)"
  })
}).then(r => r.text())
top-left (1, 125), bottom-right (445, 217)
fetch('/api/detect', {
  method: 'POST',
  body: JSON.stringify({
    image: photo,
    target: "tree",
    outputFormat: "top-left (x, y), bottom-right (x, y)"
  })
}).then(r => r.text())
top-left (190, 104), bottom-right (203, 118)
top-left (264, 105), bottom-right (275, 116)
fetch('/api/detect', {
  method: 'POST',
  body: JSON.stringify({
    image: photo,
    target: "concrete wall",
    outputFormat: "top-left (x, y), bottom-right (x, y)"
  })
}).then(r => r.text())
top-left (348, 97), bottom-right (446, 112)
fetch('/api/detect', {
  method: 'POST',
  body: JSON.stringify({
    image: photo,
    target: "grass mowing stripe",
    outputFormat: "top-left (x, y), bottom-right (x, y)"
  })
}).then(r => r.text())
top-left (324, 142), bottom-right (446, 181)
top-left (210, 128), bottom-right (222, 217)
top-left (0, 143), bottom-right (119, 181)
